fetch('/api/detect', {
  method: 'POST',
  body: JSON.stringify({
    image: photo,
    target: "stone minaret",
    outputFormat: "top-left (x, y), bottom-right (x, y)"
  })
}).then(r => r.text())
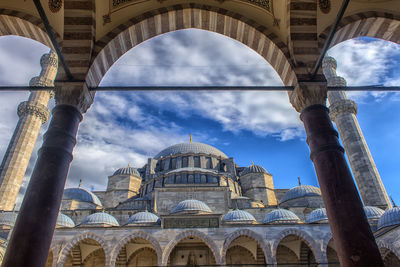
top-left (323, 56), bottom-right (391, 209)
top-left (0, 50), bottom-right (58, 211)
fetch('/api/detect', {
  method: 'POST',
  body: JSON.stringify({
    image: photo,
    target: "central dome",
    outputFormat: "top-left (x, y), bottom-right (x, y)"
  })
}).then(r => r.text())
top-left (154, 142), bottom-right (228, 159)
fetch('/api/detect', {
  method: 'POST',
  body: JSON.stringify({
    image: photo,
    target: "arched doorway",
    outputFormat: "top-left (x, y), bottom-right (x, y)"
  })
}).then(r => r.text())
top-left (276, 234), bottom-right (318, 267)
top-left (225, 236), bottom-right (266, 266)
top-left (116, 237), bottom-right (158, 267)
top-left (167, 236), bottom-right (216, 266)
top-left (326, 239), bottom-right (339, 267)
top-left (64, 238), bottom-right (106, 267)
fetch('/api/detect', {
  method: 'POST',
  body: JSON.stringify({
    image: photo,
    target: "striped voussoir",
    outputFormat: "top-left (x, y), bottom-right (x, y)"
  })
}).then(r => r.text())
top-left (59, 0), bottom-right (95, 81)
top-left (319, 11), bottom-right (400, 48)
top-left (86, 4), bottom-right (297, 88)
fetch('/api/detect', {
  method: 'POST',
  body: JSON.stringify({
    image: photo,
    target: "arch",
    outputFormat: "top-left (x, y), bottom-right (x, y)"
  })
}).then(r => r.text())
top-left (87, 5), bottom-right (296, 88)
top-left (110, 231), bottom-right (162, 266)
top-left (57, 232), bottom-right (111, 267)
top-left (127, 247), bottom-right (157, 266)
top-left (377, 240), bottom-right (400, 262)
top-left (221, 229), bottom-right (272, 265)
top-left (271, 228), bottom-right (323, 264)
top-left (161, 229), bottom-right (221, 266)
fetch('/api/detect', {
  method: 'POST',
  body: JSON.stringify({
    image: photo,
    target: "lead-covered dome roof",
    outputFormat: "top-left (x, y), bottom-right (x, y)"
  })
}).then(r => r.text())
top-left (126, 211), bottom-right (160, 225)
top-left (0, 212), bottom-right (17, 227)
top-left (56, 213), bottom-right (75, 228)
top-left (63, 188), bottom-right (102, 206)
top-left (240, 164), bottom-right (268, 176)
top-left (279, 185), bottom-right (321, 204)
top-left (364, 206), bottom-right (384, 221)
top-left (263, 209), bottom-right (301, 224)
top-left (306, 208), bottom-right (328, 223)
top-left (113, 166), bottom-right (140, 176)
top-left (171, 199), bottom-right (212, 214)
top-left (378, 207), bottom-right (400, 230)
top-left (81, 212), bottom-right (119, 227)
top-left (154, 142), bottom-right (228, 159)
top-left (222, 210), bottom-right (256, 223)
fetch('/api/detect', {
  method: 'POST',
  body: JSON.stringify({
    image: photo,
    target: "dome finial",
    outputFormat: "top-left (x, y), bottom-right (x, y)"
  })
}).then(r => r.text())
top-left (297, 177), bottom-right (301, 186)
top-left (128, 163), bottom-right (130, 167)
top-left (78, 179), bottom-right (82, 188)
top-left (391, 196), bottom-right (397, 207)
top-left (251, 161), bottom-right (254, 166)
top-left (189, 134), bottom-right (192, 143)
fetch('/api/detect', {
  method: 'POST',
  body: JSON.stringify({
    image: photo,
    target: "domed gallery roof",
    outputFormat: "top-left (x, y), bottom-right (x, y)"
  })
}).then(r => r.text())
top-left (113, 166), bottom-right (140, 176)
top-left (56, 213), bottom-right (75, 228)
top-left (63, 188), bottom-right (102, 206)
top-left (0, 212), bottom-right (17, 227)
top-left (171, 199), bottom-right (212, 214)
top-left (154, 142), bottom-right (228, 159)
top-left (279, 185), bottom-right (321, 204)
top-left (378, 207), bottom-right (400, 230)
top-left (263, 209), bottom-right (301, 224)
top-left (81, 212), bottom-right (119, 227)
top-left (222, 210), bottom-right (257, 223)
top-left (126, 211), bottom-right (160, 225)
top-left (364, 206), bottom-right (384, 221)
top-left (240, 164), bottom-right (269, 176)
top-left (306, 208), bottom-right (328, 223)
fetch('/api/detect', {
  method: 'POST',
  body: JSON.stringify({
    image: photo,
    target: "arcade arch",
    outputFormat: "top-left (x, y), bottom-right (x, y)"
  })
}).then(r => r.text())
top-left (63, 238), bottom-right (106, 267)
top-left (275, 234), bottom-right (318, 266)
top-left (115, 237), bottom-right (159, 267)
top-left (225, 236), bottom-right (265, 266)
top-left (326, 239), bottom-right (339, 267)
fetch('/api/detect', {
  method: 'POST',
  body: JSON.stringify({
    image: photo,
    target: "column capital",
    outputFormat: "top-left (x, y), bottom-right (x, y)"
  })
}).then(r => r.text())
top-left (17, 101), bottom-right (50, 124)
top-left (329, 99), bottom-right (357, 122)
top-left (289, 82), bottom-right (327, 113)
top-left (54, 82), bottom-right (95, 114)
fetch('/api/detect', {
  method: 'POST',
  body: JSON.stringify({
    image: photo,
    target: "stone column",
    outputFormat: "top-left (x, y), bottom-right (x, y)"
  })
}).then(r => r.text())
top-left (1, 83), bottom-right (94, 267)
top-left (290, 83), bottom-right (384, 267)
top-left (0, 51), bottom-right (57, 211)
top-left (323, 57), bottom-right (391, 209)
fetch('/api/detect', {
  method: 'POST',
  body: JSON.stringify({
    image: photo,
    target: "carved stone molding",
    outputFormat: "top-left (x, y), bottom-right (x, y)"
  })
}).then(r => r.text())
top-left (329, 99), bottom-right (357, 122)
top-left (54, 82), bottom-right (95, 114)
top-left (17, 101), bottom-right (50, 124)
top-left (289, 82), bottom-right (328, 113)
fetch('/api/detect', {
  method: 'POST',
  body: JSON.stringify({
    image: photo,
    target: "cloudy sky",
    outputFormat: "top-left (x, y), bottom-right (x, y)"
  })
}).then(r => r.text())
top-left (0, 30), bottom-right (399, 208)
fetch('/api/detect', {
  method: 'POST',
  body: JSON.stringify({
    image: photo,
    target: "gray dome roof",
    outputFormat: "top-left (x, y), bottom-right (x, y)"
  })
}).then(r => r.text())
top-left (63, 188), bottom-right (102, 206)
top-left (306, 208), bottom-right (328, 223)
top-left (81, 212), bottom-right (119, 227)
top-left (378, 207), bottom-right (400, 229)
top-left (113, 166), bottom-right (140, 176)
top-left (0, 212), bottom-right (17, 227)
top-left (222, 210), bottom-right (256, 223)
top-left (154, 142), bottom-right (228, 159)
top-left (127, 211), bottom-right (160, 225)
top-left (56, 213), bottom-right (75, 228)
top-left (171, 199), bottom-right (212, 214)
top-left (241, 164), bottom-right (268, 176)
top-left (364, 206), bottom-right (384, 221)
top-left (279, 185), bottom-right (321, 204)
top-left (263, 209), bottom-right (301, 224)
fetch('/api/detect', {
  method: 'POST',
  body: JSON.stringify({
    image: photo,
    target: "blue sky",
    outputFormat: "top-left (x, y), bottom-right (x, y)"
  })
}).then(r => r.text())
top-left (0, 30), bottom-right (399, 207)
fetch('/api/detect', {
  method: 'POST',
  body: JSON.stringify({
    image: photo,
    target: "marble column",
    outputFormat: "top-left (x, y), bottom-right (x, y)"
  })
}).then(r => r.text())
top-left (323, 57), bottom-right (391, 209)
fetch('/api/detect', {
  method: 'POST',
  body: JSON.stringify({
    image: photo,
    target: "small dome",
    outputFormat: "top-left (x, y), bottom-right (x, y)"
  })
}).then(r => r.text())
top-left (171, 199), bottom-right (212, 214)
top-left (222, 210), bottom-right (256, 223)
top-left (279, 185), bottom-right (321, 204)
top-left (127, 211), bottom-right (160, 225)
top-left (378, 207), bottom-right (400, 230)
top-left (155, 142), bottom-right (227, 159)
top-left (113, 166), bottom-right (140, 176)
top-left (0, 212), bottom-right (17, 227)
top-left (263, 209), bottom-right (301, 224)
top-left (81, 212), bottom-right (119, 227)
top-left (306, 208), bottom-right (328, 223)
top-left (364, 206), bottom-right (384, 221)
top-left (63, 188), bottom-right (102, 206)
top-left (240, 164), bottom-right (269, 176)
top-left (56, 213), bottom-right (75, 228)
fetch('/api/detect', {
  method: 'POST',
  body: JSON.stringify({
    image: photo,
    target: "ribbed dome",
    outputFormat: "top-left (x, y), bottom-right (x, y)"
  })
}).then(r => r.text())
top-left (0, 212), bottom-right (17, 227)
top-left (63, 188), bottom-right (102, 206)
top-left (306, 208), bottom-right (328, 223)
top-left (126, 211), bottom-right (160, 225)
top-left (171, 199), bottom-right (212, 214)
top-left (241, 164), bottom-right (268, 176)
top-left (364, 206), bottom-right (384, 221)
top-left (56, 213), bottom-right (75, 228)
top-left (222, 210), bottom-right (256, 223)
top-left (113, 166), bottom-right (140, 176)
top-left (279, 185), bottom-right (321, 204)
top-left (378, 207), bottom-right (400, 230)
top-left (81, 212), bottom-right (119, 227)
top-left (263, 209), bottom-right (301, 224)
top-left (154, 142), bottom-right (228, 159)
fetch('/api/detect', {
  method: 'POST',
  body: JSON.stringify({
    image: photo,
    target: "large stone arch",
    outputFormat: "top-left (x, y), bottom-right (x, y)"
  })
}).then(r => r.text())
top-left (221, 228), bottom-right (272, 265)
top-left (109, 231), bottom-right (162, 266)
top-left (86, 5), bottom-right (296, 88)
top-left (57, 232), bottom-right (111, 267)
top-left (161, 229), bottom-right (221, 266)
top-left (271, 228), bottom-right (323, 264)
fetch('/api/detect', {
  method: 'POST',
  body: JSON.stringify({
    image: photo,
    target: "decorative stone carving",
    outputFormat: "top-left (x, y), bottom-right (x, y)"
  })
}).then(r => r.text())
top-left (329, 99), bottom-right (357, 122)
top-left (48, 0), bottom-right (62, 13)
top-left (289, 82), bottom-right (328, 113)
top-left (55, 82), bottom-right (95, 114)
top-left (17, 101), bottom-right (50, 124)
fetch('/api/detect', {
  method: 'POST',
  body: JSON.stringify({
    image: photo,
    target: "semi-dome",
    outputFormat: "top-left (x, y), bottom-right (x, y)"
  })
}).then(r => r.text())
top-left (279, 185), bottom-right (321, 204)
top-left (81, 212), bottom-right (119, 227)
top-left (364, 206), bottom-right (384, 221)
top-left (171, 199), bottom-right (212, 214)
top-left (63, 188), bottom-right (102, 206)
top-left (154, 142), bottom-right (228, 159)
top-left (126, 211), bottom-right (160, 225)
top-left (0, 212), bottom-right (17, 227)
top-left (113, 166), bottom-right (140, 176)
top-left (56, 213), bottom-right (75, 228)
top-left (263, 209), bottom-right (301, 224)
top-left (240, 164), bottom-right (269, 176)
top-left (306, 208), bottom-right (328, 223)
top-left (222, 210), bottom-right (256, 223)
top-left (378, 207), bottom-right (400, 230)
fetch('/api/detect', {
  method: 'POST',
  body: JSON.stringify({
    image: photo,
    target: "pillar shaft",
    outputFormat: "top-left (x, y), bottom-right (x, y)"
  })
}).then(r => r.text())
top-left (301, 104), bottom-right (383, 267)
top-left (1, 104), bottom-right (82, 267)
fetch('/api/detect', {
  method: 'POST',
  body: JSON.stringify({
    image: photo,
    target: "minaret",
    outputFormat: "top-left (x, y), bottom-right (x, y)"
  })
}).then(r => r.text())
top-left (0, 50), bottom-right (58, 211)
top-left (323, 56), bottom-right (391, 209)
